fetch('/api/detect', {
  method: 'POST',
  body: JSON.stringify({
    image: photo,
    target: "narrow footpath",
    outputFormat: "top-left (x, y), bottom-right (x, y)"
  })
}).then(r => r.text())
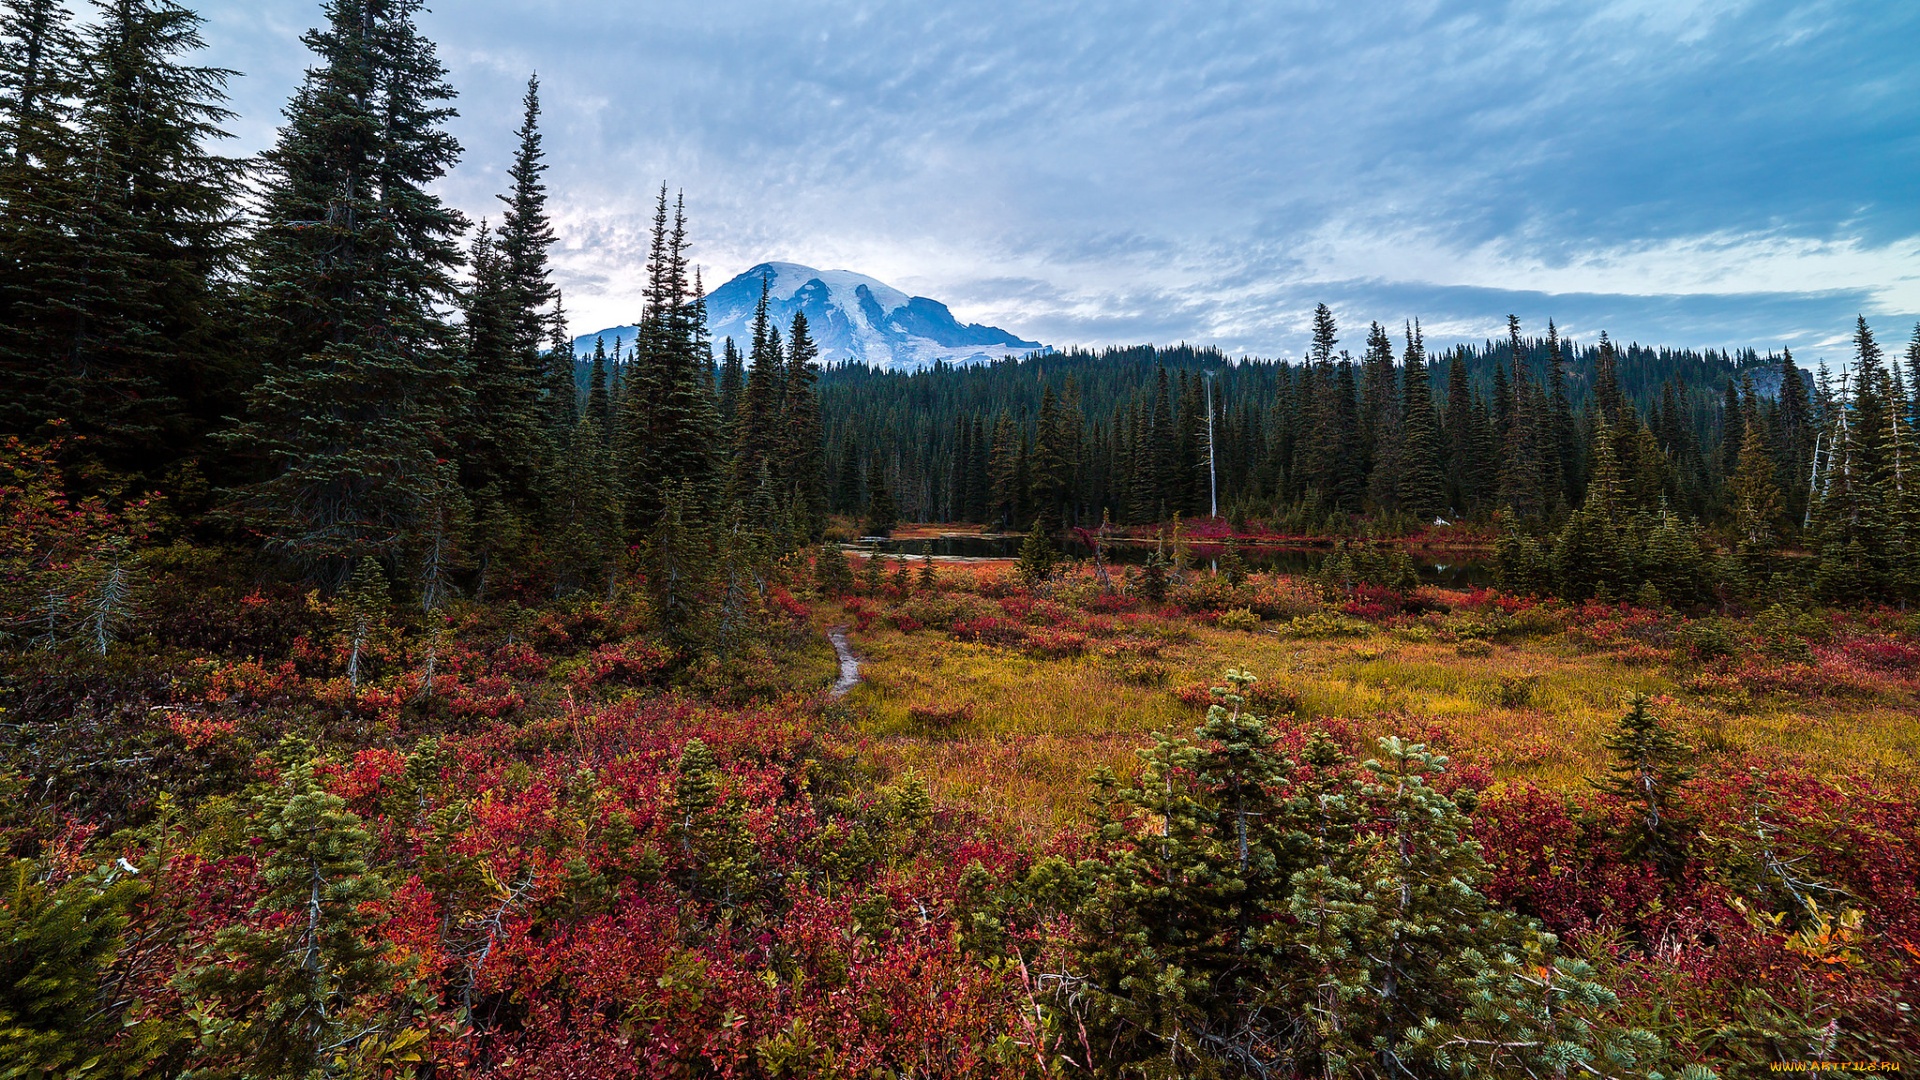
top-left (826, 625), bottom-right (862, 700)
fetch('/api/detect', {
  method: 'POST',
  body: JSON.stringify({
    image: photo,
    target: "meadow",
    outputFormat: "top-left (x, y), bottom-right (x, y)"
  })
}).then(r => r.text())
top-left (830, 557), bottom-right (1920, 833)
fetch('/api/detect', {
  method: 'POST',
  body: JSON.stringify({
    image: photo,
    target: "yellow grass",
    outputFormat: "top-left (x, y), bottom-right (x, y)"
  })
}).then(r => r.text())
top-left (816, 594), bottom-right (1920, 835)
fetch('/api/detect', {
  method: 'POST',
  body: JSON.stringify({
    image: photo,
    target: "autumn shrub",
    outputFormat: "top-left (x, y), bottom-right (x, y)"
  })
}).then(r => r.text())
top-left (1113, 659), bottom-right (1168, 687)
top-left (1274, 611), bottom-right (1370, 639)
top-left (949, 615), bottom-right (1026, 648)
top-left (1217, 607), bottom-right (1261, 632)
top-left (1021, 627), bottom-right (1089, 659)
top-left (569, 639), bottom-right (672, 689)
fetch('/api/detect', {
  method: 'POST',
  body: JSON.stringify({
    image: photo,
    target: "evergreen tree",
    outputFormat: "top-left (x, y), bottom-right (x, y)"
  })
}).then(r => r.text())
top-left (1497, 317), bottom-right (1547, 518)
top-left (459, 220), bottom-right (541, 501)
top-left (1729, 374), bottom-right (1783, 583)
top-left (1546, 320), bottom-right (1577, 506)
top-left (226, 0), bottom-right (467, 581)
top-left (864, 462), bottom-right (898, 537)
top-left (1811, 320), bottom-right (1894, 602)
top-left (988, 411), bottom-right (1021, 529)
top-left (1068, 672), bottom-right (1667, 1078)
top-left (542, 292), bottom-right (578, 436)
top-left (643, 479), bottom-right (713, 649)
top-left (1397, 321), bottom-right (1446, 518)
top-left (1443, 353), bottom-right (1481, 514)
top-left (194, 758), bottom-right (400, 1076)
top-left (622, 189), bottom-right (718, 530)
top-left (1594, 332), bottom-right (1622, 424)
top-left (0, 0), bottom-right (86, 440)
top-left (1593, 695), bottom-right (1696, 875)
top-left (716, 336), bottom-right (744, 437)
top-left (1029, 384), bottom-right (1073, 532)
top-left (1015, 518), bottom-right (1055, 584)
top-left (496, 74), bottom-right (557, 379)
top-left (739, 273), bottom-right (782, 468)
top-left (1149, 366), bottom-right (1179, 520)
top-left (1772, 348), bottom-right (1812, 527)
top-left (780, 311), bottom-right (826, 536)
top-left (1, 0), bottom-right (244, 478)
top-left (965, 415), bottom-right (990, 522)
top-left (0, 859), bottom-right (174, 1077)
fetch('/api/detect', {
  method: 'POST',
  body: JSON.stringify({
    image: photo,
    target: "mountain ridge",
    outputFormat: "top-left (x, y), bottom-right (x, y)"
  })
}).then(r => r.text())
top-left (571, 261), bottom-right (1043, 371)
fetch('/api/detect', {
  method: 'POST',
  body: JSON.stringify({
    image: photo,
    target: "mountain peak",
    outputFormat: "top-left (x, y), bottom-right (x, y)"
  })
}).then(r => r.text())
top-left (573, 262), bottom-right (1042, 371)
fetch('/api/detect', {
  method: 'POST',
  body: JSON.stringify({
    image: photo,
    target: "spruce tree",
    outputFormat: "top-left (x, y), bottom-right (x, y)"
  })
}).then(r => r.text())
top-left (1, 0), bottom-right (244, 477)
top-left (1397, 321), bottom-right (1446, 518)
top-left (1593, 695), bottom-right (1696, 874)
top-left (496, 75), bottom-right (557, 372)
top-left (194, 758), bottom-right (399, 1075)
top-left (226, 0), bottom-right (466, 581)
top-left (781, 310), bottom-right (826, 536)
top-left (0, 859), bottom-right (174, 1077)
top-left (0, 0), bottom-right (86, 440)
top-left (716, 336), bottom-right (744, 438)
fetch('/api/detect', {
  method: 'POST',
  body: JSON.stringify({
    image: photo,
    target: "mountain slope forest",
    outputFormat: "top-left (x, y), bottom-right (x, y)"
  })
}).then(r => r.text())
top-left (1, 2), bottom-right (1917, 1079)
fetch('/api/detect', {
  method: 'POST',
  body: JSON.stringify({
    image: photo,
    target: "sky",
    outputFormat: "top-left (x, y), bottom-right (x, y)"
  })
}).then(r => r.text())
top-left (183, 0), bottom-right (1920, 363)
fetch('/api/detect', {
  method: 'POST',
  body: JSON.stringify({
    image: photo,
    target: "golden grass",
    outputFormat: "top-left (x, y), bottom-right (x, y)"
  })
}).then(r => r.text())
top-left (817, 598), bottom-right (1920, 834)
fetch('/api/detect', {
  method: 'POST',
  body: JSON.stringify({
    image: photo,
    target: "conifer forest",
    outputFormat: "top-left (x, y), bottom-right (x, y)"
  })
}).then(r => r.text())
top-left (1, 2), bottom-right (1917, 1078)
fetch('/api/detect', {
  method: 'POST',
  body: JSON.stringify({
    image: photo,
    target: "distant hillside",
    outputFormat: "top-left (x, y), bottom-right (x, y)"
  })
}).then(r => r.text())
top-left (572, 262), bottom-right (1042, 370)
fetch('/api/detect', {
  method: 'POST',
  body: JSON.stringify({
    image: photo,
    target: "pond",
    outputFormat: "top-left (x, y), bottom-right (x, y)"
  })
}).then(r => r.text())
top-left (858, 534), bottom-right (1496, 589)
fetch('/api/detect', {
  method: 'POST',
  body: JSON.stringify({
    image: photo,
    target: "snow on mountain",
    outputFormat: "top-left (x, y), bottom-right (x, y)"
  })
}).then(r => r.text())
top-left (571, 262), bottom-right (1043, 371)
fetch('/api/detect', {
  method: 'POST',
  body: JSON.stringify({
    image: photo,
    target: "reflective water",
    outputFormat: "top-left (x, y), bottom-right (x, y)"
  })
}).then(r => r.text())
top-left (859, 535), bottom-right (1495, 588)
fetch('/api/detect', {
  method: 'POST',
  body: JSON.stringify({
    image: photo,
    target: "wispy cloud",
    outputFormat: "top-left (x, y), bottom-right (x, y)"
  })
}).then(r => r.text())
top-left (190, 0), bottom-right (1920, 362)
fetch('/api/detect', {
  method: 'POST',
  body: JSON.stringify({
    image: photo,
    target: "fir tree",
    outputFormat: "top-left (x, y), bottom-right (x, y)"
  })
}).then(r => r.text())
top-left (623, 189), bottom-right (718, 530)
top-left (864, 464), bottom-right (898, 537)
top-left (226, 0), bottom-right (467, 581)
top-left (0, 0), bottom-right (86, 440)
top-left (780, 311), bottom-right (826, 537)
top-left (193, 758), bottom-right (399, 1076)
top-left (1593, 694), bottom-right (1696, 874)
top-left (0, 858), bottom-right (174, 1077)
top-left (1397, 321), bottom-right (1446, 518)
top-left (1015, 518), bottom-right (1055, 584)
top-left (739, 273), bottom-right (782, 468)
top-left (716, 336), bottom-right (744, 438)
top-left (542, 291), bottom-right (578, 436)
top-left (2, 0), bottom-right (243, 477)
top-left (496, 74), bottom-right (557, 376)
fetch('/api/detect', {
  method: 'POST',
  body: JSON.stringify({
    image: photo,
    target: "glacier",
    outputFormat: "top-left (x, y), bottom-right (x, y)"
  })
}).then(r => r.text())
top-left (571, 262), bottom-right (1043, 371)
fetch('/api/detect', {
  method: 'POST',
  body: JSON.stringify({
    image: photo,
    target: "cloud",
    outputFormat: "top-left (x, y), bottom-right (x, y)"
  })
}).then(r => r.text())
top-left (186, 0), bottom-right (1920, 361)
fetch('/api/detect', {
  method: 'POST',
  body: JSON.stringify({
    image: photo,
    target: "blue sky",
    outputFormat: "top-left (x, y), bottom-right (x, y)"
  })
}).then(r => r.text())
top-left (188, 0), bottom-right (1919, 363)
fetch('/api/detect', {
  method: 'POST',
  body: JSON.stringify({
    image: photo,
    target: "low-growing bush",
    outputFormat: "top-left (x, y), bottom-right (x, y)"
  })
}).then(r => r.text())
top-left (1276, 612), bottom-right (1370, 639)
top-left (1115, 659), bottom-right (1168, 687)
top-left (1217, 607), bottom-right (1262, 633)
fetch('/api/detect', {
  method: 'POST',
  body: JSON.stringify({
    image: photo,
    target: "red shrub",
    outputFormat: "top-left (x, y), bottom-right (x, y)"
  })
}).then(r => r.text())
top-left (950, 615), bottom-right (1026, 647)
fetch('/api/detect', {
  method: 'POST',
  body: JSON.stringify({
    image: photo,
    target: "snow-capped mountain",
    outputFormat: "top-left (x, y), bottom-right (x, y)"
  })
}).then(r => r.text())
top-left (571, 262), bottom-right (1042, 371)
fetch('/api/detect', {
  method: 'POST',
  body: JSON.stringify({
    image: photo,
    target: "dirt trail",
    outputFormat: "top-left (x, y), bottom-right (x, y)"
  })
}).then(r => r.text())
top-left (827, 625), bottom-right (862, 699)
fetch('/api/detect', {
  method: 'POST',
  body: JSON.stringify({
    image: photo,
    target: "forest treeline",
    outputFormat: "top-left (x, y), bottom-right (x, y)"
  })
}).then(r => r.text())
top-left (812, 311), bottom-right (1920, 606)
